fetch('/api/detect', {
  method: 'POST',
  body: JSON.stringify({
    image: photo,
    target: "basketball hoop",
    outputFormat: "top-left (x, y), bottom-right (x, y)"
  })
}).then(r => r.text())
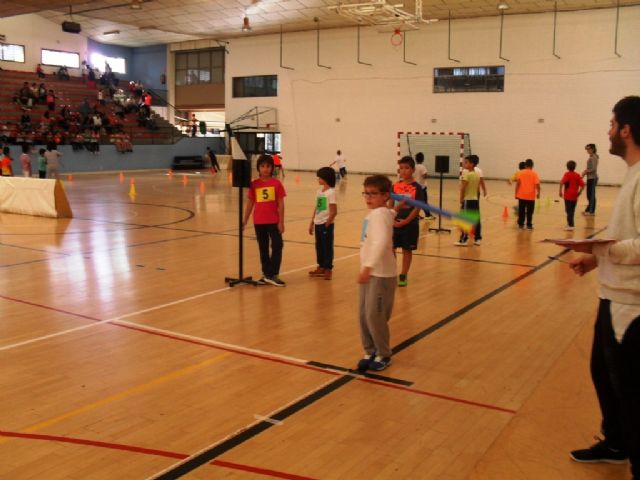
top-left (390, 28), bottom-right (403, 46)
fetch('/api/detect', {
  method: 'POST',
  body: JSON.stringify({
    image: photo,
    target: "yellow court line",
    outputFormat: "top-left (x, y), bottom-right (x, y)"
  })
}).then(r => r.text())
top-left (1, 353), bottom-right (230, 444)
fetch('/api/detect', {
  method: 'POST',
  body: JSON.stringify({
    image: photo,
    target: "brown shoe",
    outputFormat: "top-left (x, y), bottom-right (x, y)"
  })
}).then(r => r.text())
top-left (324, 269), bottom-right (332, 280)
top-left (309, 267), bottom-right (325, 277)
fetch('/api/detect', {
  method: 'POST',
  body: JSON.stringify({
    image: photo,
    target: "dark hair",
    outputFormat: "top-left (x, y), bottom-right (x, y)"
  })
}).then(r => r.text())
top-left (566, 160), bottom-right (576, 171)
top-left (316, 166), bottom-right (336, 188)
top-left (585, 143), bottom-right (597, 153)
top-left (256, 154), bottom-right (274, 172)
top-left (363, 174), bottom-right (391, 193)
top-left (525, 158), bottom-right (534, 168)
top-left (39, 148), bottom-right (46, 155)
top-left (2, 146), bottom-right (9, 155)
top-left (398, 155), bottom-right (415, 169)
top-left (613, 96), bottom-right (640, 146)
top-left (518, 161), bottom-right (526, 170)
top-left (415, 152), bottom-right (424, 163)
top-left (22, 143), bottom-right (30, 154)
top-left (467, 154), bottom-right (479, 166)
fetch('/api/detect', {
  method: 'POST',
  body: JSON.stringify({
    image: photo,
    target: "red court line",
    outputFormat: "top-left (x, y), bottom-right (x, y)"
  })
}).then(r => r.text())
top-left (1, 295), bottom-right (516, 414)
top-left (0, 294), bottom-right (102, 322)
top-left (0, 430), bottom-right (317, 480)
top-left (359, 378), bottom-right (518, 414)
top-left (115, 323), bottom-right (339, 377)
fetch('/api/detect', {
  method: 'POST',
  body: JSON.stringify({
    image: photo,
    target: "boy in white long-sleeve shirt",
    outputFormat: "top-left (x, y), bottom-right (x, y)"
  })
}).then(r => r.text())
top-left (356, 175), bottom-right (397, 372)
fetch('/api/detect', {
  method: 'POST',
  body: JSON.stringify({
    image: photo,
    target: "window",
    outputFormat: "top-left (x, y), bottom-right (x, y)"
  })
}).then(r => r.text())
top-left (90, 53), bottom-right (126, 74)
top-left (0, 43), bottom-right (25, 63)
top-left (433, 65), bottom-right (505, 93)
top-left (232, 75), bottom-right (277, 98)
top-left (175, 48), bottom-right (225, 86)
top-left (42, 49), bottom-right (80, 68)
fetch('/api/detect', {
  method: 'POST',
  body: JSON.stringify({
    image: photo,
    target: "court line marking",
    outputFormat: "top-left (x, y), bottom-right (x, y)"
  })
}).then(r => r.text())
top-left (143, 230), bottom-right (609, 479)
top-left (0, 253), bottom-right (360, 353)
top-left (0, 354), bottom-right (231, 445)
top-left (147, 375), bottom-right (352, 480)
top-left (0, 431), bottom-right (315, 480)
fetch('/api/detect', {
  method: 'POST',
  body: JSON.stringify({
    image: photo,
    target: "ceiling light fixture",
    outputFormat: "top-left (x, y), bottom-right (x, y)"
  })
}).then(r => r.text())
top-left (242, 16), bottom-right (252, 32)
top-left (130, 0), bottom-right (142, 10)
top-left (103, 29), bottom-right (120, 35)
top-left (497, 2), bottom-right (509, 10)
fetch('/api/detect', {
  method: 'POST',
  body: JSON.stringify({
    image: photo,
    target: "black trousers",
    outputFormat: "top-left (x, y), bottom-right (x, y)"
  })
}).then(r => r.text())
top-left (459, 199), bottom-right (481, 242)
top-left (591, 299), bottom-right (640, 478)
top-left (314, 223), bottom-right (334, 270)
top-left (517, 199), bottom-right (535, 227)
top-left (254, 224), bottom-right (283, 278)
top-left (564, 199), bottom-right (577, 227)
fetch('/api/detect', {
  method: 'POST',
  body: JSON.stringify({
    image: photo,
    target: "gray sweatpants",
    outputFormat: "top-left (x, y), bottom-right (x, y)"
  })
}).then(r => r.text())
top-left (359, 276), bottom-right (396, 358)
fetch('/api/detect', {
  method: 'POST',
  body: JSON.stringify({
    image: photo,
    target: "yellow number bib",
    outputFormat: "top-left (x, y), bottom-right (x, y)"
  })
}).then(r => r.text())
top-left (256, 186), bottom-right (276, 203)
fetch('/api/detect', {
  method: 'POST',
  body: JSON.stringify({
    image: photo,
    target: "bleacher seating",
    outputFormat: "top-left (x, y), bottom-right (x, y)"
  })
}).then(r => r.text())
top-left (0, 69), bottom-right (182, 145)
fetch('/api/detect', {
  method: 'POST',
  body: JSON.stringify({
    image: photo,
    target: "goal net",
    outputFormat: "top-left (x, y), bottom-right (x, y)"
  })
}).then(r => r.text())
top-left (397, 132), bottom-right (472, 177)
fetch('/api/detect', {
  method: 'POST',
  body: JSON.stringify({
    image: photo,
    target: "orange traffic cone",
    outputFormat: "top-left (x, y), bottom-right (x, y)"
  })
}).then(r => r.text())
top-left (119, 171), bottom-right (124, 184)
top-left (67, 174), bottom-right (73, 183)
top-left (168, 169), bottom-right (173, 179)
top-left (129, 182), bottom-right (137, 197)
top-left (182, 175), bottom-right (188, 186)
top-left (199, 181), bottom-right (206, 194)
top-left (502, 206), bottom-right (508, 220)
top-left (294, 175), bottom-right (300, 184)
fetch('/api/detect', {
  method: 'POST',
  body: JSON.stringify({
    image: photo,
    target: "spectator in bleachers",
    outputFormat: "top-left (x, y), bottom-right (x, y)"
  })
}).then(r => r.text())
top-left (1, 124), bottom-right (8, 144)
top-left (37, 83), bottom-right (47, 104)
top-left (57, 66), bottom-right (70, 81)
top-left (72, 132), bottom-right (84, 151)
top-left (46, 89), bottom-right (56, 111)
top-left (78, 98), bottom-right (91, 126)
top-left (91, 113), bottom-right (102, 133)
top-left (18, 82), bottom-right (33, 108)
top-left (36, 64), bottom-right (45, 78)
top-left (20, 112), bottom-right (31, 130)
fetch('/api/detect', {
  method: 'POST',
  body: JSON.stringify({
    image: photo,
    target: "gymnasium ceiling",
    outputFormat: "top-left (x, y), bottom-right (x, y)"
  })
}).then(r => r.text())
top-left (1, 0), bottom-right (639, 47)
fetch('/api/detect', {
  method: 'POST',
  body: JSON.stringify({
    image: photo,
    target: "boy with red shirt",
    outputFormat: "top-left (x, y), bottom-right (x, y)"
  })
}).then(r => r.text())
top-left (243, 154), bottom-right (287, 286)
top-left (559, 160), bottom-right (585, 231)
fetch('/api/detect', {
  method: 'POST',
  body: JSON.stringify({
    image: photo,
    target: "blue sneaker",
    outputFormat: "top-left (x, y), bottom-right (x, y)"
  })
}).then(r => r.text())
top-left (356, 354), bottom-right (375, 371)
top-left (369, 356), bottom-right (392, 371)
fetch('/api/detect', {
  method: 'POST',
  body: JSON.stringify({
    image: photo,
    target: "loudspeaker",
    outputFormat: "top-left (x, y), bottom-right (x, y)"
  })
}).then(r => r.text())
top-left (232, 159), bottom-right (250, 188)
top-left (435, 155), bottom-right (450, 174)
top-left (62, 21), bottom-right (82, 34)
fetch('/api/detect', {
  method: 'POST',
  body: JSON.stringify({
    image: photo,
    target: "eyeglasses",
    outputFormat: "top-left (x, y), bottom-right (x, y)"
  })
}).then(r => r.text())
top-left (361, 191), bottom-right (382, 197)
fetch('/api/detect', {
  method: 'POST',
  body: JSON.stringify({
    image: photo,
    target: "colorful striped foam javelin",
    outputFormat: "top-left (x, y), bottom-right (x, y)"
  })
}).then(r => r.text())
top-left (390, 193), bottom-right (479, 232)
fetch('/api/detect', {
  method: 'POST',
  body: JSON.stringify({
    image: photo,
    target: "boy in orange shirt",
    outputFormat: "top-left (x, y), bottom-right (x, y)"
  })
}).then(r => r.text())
top-left (515, 158), bottom-right (540, 230)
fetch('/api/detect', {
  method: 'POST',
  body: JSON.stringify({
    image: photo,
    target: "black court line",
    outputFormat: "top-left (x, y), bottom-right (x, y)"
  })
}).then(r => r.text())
top-left (306, 360), bottom-right (413, 386)
top-left (0, 233), bottom-right (212, 270)
top-left (151, 229), bottom-right (609, 478)
top-left (152, 375), bottom-right (354, 480)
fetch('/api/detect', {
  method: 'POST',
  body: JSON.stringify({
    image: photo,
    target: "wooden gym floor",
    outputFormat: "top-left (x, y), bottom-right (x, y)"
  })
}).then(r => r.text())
top-left (0, 169), bottom-right (631, 480)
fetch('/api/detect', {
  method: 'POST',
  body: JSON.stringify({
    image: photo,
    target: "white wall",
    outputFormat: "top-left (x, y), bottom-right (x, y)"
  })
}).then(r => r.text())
top-left (224, 6), bottom-right (640, 183)
top-left (0, 14), bottom-right (88, 75)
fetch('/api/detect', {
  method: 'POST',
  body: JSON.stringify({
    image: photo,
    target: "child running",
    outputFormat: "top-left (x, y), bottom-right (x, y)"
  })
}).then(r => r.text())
top-left (559, 160), bottom-right (585, 231)
top-left (357, 175), bottom-right (397, 372)
top-left (390, 156), bottom-right (425, 287)
top-left (243, 154), bottom-right (287, 286)
top-left (308, 167), bottom-right (337, 280)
